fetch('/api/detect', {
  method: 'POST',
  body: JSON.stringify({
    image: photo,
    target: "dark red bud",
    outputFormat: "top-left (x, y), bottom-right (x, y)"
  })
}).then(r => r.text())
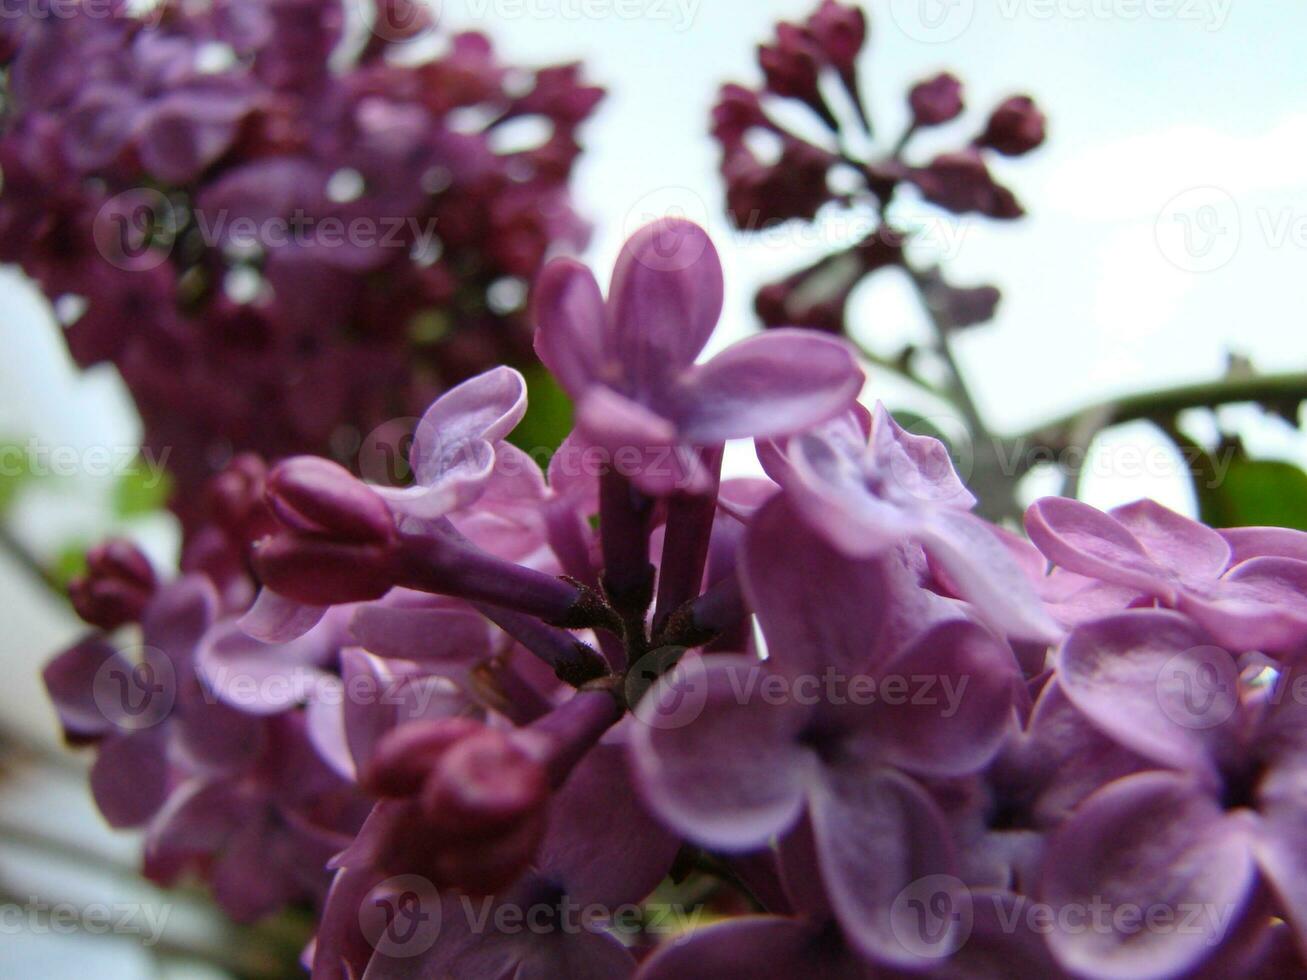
top-left (805, 0), bottom-right (867, 73)
top-left (267, 457), bottom-right (394, 544)
top-left (69, 539), bottom-right (157, 630)
top-left (363, 717), bottom-right (487, 798)
top-left (977, 95), bottom-right (1046, 157)
top-left (419, 728), bottom-right (549, 838)
top-left (909, 73), bottom-right (964, 127)
top-left (252, 534), bottom-right (398, 605)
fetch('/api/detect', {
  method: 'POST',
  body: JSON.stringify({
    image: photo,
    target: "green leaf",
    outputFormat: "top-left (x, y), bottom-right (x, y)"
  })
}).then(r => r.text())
top-left (50, 542), bottom-right (89, 589)
top-left (113, 460), bottom-right (173, 518)
top-left (1196, 456), bottom-right (1307, 531)
top-left (507, 366), bottom-right (573, 466)
top-left (0, 438), bottom-right (36, 518)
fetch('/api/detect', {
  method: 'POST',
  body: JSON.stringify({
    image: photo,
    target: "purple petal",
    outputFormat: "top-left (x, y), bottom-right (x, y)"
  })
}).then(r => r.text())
top-left (1251, 762), bottom-right (1307, 962)
top-left (1057, 609), bottom-right (1238, 775)
top-left (1221, 526), bottom-right (1307, 564)
top-left (869, 402), bottom-right (975, 510)
top-left (574, 387), bottom-right (709, 495)
top-left (743, 495), bottom-right (948, 676)
top-left (673, 330), bottom-right (862, 444)
top-left (921, 510), bottom-right (1061, 644)
top-left (1039, 771), bottom-right (1256, 980)
top-left (628, 655), bottom-right (815, 852)
top-left (350, 603), bottom-right (491, 664)
top-left (608, 219), bottom-right (722, 389)
top-left (43, 636), bottom-right (127, 741)
top-left (538, 744), bottom-right (680, 909)
top-left (533, 258), bottom-right (610, 399)
top-left (91, 731), bottom-right (170, 828)
top-left (867, 618), bottom-right (1017, 779)
top-left (380, 366), bottom-right (528, 519)
top-left (1111, 498), bottom-right (1232, 585)
top-left (195, 618), bottom-right (336, 715)
top-left (1182, 557), bottom-right (1307, 653)
top-left (141, 574), bottom-right (219, 668)
top-left (239, 588), bottom-right (328, 642)
top-left (636, 916), bottom-right (864, 980)
top-left (1025, 497), bottom-right (1174, 600)
top-left (809, 766), bottom-right (961, 969)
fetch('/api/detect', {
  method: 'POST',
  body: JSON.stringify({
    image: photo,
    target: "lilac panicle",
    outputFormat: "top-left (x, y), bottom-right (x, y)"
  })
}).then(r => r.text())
top-left (39, 208), bottom-right (1307, 977)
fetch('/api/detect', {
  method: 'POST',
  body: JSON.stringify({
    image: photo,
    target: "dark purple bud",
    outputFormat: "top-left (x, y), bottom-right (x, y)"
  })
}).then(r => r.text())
top-left (805, 0), bottom-right (867, 74)
top-left (419, 728), bottom-right (550, 839)
top-left (918, 268), bottom-right (1002, 329)
top-left (252, 534), bottom-right (399, 605)
top-left (363, 716), bottom-right (489, 798)
top-left (204, 452), bottom-right (276, 544)
top-left (711, 84), bottom-right (773, 147)
top-left (69, 539), bottom-right (158, 630)
top-left (266, 457), bottom-right (395, 544)
top-left (978, 95), bottom-right (1046, 156)
top-left (909, 73), bottom-right (964, 127)
top-left (758, 25), bottom-right (838, 130)
top-left (909, 151), bottom-right (1024, 219)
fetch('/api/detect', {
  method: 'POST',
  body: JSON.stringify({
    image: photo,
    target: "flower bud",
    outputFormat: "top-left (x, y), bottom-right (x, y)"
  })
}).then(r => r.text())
top-left (758, 25), bottom-right (837, 130)
top-left (266, 457), bottom-right (395, 544)
top-left (977, 95), bottom-right (1046, 156)
top-left (204, 452), bottom-right (276, 543)
top-left (805, 0), bottom-right (866, 74)
top-left (420, 728), bottom-right (549, 838)
top-left (363, 717), bottom-right (487, 798)
top-left (910, 152), bottom-right (1024, 219)
top-left (909, 73), bottom-right (964, 127)
top-left (252, 534), bottom-right (398, 605)
top-left (69, 539), bottom-right (157, 630)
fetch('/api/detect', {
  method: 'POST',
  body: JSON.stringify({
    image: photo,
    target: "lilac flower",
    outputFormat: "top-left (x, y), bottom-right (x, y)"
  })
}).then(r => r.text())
top-left (312, 744), bottom-right (677, 979)
top-left (1026, 496), bottom-right (1307, 653)
top-left (1041, 608), bottom-right (1307, 977)
top-left (630, 496), bottom-right (1017, 968)
top-left (533, 217), bottom-right (863, 495)
top-left (763, 403), bottom-right (1060, 643)
top-left (714, 0), bottom-right (1043, 339)
top-left (0, 0), bottom-right (603, 511)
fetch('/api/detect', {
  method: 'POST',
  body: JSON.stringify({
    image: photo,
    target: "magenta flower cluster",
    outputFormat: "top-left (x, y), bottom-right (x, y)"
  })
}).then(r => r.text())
top-left (45, 220), bottom-right (1307, 977)
top-left (0, 0), bottom-right (601, 517)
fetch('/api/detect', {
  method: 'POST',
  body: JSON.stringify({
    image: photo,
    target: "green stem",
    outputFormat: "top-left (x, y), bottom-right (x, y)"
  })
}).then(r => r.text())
top-left (1015, 371), bottom-right (1307, 472)
top-left (0, 524), bottom-right (63, 597)
top-left (904, 265), bottom-right (1022, 524)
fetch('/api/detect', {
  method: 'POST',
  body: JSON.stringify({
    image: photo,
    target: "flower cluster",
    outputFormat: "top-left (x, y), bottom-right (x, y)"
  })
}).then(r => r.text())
top-left (45, 220), bottom-right (1307, 978)
top-left (713, 0), bottom-right (1045, 336)
top-left (0, 0), bottom-right (601, 519)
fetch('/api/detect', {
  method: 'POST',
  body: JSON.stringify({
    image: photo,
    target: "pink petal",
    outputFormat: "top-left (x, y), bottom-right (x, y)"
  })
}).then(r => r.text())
top-left (674, 330), bottom-right (862, 444)
top-left (608, 219), bottom-right (722, 389)
top-left (1025, 497), bottom-right (1174, 600)
top-left (532, 258), bottom-right (610, 398)
top-left (628, 655), bottom-right (815, 852)
top-left (1057, 609), bottom-right (1238, 776)
top-left (1039, 771), bottom-right (1256, 980)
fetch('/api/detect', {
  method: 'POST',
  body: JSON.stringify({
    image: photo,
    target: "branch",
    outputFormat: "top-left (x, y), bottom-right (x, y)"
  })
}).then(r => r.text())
top-left (1018, 371), bottom-right (1307, 457)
